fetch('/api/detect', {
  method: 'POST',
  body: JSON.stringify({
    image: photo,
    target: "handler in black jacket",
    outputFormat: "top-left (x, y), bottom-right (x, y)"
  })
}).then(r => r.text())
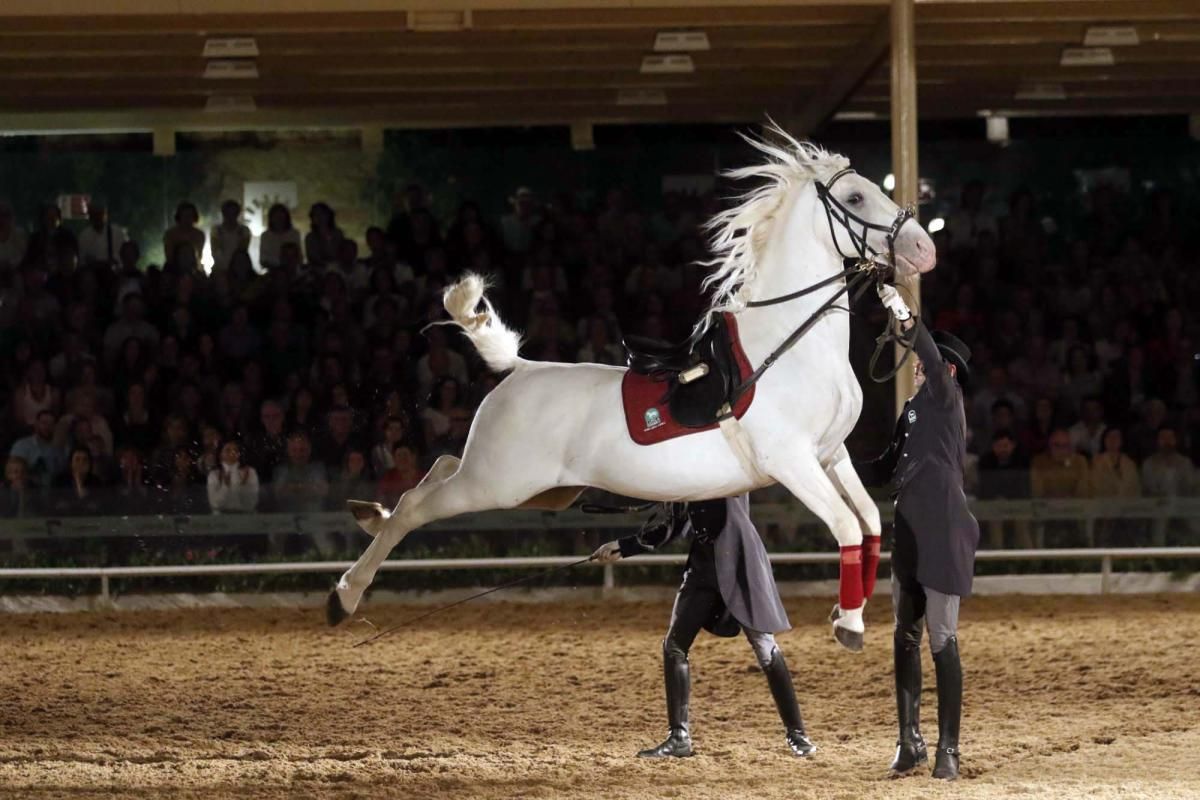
top-left (592, 495), bottom-right (816, 760)
top-left (866, 284), bottom-right (980, 781)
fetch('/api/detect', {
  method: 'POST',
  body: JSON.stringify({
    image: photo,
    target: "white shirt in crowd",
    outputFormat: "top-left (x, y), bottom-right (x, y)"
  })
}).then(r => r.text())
top-left (207, 463), bottom-right (260, 513)
top-left (210, 223), bottom-right (252, 273)
top-left (258, 229), bottom-right (302, 270)
top-left (78, 223), bottom-right (129, 266)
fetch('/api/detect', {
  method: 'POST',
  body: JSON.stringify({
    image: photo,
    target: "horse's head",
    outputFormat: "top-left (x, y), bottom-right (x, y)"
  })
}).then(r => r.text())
top-left (813, 168), bottom-right (936, 277)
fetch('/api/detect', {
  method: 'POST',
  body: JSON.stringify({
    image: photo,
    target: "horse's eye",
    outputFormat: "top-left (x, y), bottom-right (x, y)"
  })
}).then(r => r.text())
top-left (847, 193), bottom-right (864, 205)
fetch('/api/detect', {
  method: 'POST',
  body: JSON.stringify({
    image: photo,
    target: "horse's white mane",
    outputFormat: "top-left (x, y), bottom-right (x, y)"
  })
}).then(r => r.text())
top-left (699, 122), bottom-right (850, 329)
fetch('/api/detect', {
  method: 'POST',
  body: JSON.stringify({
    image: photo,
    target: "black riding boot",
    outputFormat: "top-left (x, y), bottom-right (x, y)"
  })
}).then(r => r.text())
top-left (932, 637), bottom-right (963, 780)
top-left (762, 648), bottom-right (817, 757)
top-left (888, 634), bottom-right (927, 776)
top-left (638, 647), bottom-right (693, 758)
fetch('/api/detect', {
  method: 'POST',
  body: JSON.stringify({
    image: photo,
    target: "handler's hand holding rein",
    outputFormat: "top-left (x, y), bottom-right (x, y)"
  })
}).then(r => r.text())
top-left (877, 283), bottom-right (912, 321)
top-left (591, 541), bottom-right (623, 564)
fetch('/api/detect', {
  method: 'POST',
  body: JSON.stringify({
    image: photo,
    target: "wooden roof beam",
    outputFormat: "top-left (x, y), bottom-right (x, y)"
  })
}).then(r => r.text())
top-left (788, 11), bottom-right (891, 136)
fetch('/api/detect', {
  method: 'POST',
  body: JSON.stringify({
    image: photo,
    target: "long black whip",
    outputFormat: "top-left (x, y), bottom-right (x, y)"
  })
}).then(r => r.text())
top-left (352, 555), bottom-right (596, 648)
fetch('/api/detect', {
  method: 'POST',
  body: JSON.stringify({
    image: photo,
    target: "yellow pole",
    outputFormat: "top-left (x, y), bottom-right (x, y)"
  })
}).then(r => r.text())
top-left (890, 0), bottom-right (919, 413)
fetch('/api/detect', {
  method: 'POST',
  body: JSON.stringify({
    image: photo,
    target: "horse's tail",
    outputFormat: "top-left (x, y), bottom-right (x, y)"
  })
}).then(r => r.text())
top-left (441, 273), bottom-right (524, 372)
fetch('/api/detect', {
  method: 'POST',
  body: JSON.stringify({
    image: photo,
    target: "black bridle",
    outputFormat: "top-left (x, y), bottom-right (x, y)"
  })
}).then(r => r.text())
top-left (729, 169), bottom-right (919, 401)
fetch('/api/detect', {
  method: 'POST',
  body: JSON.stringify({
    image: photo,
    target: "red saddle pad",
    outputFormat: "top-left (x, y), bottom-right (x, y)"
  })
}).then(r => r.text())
top-left (620, 313), bottom-right (756, 446)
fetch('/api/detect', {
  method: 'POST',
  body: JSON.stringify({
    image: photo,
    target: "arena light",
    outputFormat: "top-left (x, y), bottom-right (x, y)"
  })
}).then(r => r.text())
top-left (986, 115), bottom-right (1009, 144)
top-left (1060, 47), bottom-right (1114, 67)
top-left (832, 111), bottom-right (880, 121)
top-left (203, 38), bottom-right (259, 59)
top-left (654, 31), bottom-right (709, 52)
top-left (1083, 26), bottom-right (1139, 47)
top-left (407, 10), bottom-right (472, 31)
top-left (640, 54), bottom-right (694, 74)
top-left (203, 60), bottom-right (259, 80)
top-left (882, 174), bottom-right (895, 192)
top-left (927, 217), bottom-right (945, 234)
top-left (1015, 83), bottom-right (1066, 101)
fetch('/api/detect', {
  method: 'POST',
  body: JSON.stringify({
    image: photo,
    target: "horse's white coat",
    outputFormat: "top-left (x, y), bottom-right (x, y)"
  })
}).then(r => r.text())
top-left (334, 130), bottom-right (936, 631)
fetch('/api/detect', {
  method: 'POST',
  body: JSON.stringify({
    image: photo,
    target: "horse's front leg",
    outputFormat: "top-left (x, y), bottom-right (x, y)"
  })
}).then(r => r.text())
top-left (825, 444), bottom-right (884, 604)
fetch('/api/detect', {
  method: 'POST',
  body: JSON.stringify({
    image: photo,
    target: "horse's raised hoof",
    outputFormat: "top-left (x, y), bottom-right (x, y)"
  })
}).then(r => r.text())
top-left (346, 500), bottom-right (387, 537)
top-left (833, 625), bottom-right (864, 652)
top-left (326, 587), bottom-right (351, 627)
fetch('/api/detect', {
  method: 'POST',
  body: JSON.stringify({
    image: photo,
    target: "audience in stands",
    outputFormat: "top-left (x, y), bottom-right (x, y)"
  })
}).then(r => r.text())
top-left (0, 173), bottom-right (1196, 551)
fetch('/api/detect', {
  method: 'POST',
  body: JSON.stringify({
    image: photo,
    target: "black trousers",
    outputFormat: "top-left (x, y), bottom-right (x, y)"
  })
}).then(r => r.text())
top-left (664, 547), bottom-right (777, 668)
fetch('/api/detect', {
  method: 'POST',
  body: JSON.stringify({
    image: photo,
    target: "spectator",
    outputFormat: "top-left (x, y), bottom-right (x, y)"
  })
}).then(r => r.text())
top-left (1126, 398), bottom-right (1170, 463)
top-left (576, 315), bottom-right (624, 365)
top-left (112, 383), bottom-right (156, 453)
top-left (207, 440), bottom-right (259, 514)
top-left (52, 446), bottom-right (105, 516)
top-left (112, 446), bottom-right (150, 515)
top-left (218, 305), bottom-right (261, 364)
top-left (1008, 335), bottom-right (1061, 401)
top-left (259, 204), bottom-right (302, 272)
top-left (198, 424), bottom-right (223, 476)
top-left (10, 410), bottom-right (67, 488)
top-left (370, 415), bottom-right (409, 476)
top-left (271, 431), bottom-right (328, 513)
top-left (976, 430), bottom-right (1033, 549)
top-left (304, 202), bottom-right (344, 268)
top-left (148, 414), bottom-right (191, 487)
top-left (327, 448), bottom-right (373, 511)
top-left (77, 202), bottom-right (128, 269)
top-left (1059, 345), bottom-right (1102, 416)
top-left (1142, 425), bottom-right (1196, 498)
top-left (1, 455), bottom-right (40, 518)
top-left (1088, 428), bottom-right (1141, 498)
top-left (970, 365), bottom-right (1026, 436)
top-left (286, 386), bottom-right (319, 434)
top-left (161, 446), bottom-right (203, 514)
top-left (11, 359), bottom-right (60, 430)
top-left (501, 186), bottom-right (540, 255)
top-left (244, 400), bottom-right (288, 484)
top-left (23, 204), bottom-right (77, 269)
top-left (103, 293), bottom-right (160, 367)
top-left (315, 405), bottom-right (362, 470)
top-left (946, 179), bottom-right (996, 254)
top-left (1068, 397), bottom-right (1107, 458)
top-left (421, 378), bottom-right (468, 451)
top-left (53, 390), bottom-right (113, 456)
top-left (0, 200), bottom-right (27, 268)
top-left (162, 202), bottom-right (206, 272)
top-left (416, 327), bottom-right (469, 400)
top-left (1031, 429), bottom-right (1089, 498)
top-left (209, 199), bottom-right (251, 274)
top-left (379, 444), bottom-right (423, 507)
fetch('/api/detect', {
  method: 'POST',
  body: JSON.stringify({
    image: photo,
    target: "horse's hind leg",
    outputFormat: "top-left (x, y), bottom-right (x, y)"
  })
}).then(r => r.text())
top-left (329, 461), bottom-right (519, 625)
top-left (347, 456), bottom-right (462, 538)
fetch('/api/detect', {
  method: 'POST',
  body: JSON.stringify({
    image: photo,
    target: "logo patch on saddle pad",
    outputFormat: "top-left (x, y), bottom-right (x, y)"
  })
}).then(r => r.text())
top-left (907, 409), bottom-right (917, 424)
top-left (643, 407), bottom-right (664, 431)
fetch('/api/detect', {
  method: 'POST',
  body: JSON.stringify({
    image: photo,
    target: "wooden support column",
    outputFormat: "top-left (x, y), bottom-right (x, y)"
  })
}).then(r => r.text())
top-left (890, 0), bottom-right (919, 414)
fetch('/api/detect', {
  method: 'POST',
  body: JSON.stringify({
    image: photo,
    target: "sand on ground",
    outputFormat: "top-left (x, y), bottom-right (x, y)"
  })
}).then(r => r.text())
top-left (1, 593), bottom-right (1198, 799)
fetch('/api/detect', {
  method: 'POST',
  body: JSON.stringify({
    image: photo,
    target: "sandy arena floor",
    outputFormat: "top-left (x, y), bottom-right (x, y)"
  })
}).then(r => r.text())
top-left (0, 593), bottom-right (1198, 800)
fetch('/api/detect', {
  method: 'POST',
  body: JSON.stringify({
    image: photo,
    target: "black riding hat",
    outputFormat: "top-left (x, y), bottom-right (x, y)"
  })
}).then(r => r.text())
top-left (931, 330), bottom-right (971, 385)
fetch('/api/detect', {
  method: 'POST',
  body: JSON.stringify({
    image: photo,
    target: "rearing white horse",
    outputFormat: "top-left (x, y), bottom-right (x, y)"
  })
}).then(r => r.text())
top-left (330, 130), bottom-right (936, 648)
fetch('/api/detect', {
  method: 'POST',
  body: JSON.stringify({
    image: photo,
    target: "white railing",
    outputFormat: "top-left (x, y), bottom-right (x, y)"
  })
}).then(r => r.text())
top-left (2, 547), bottom-right (1198, 603)
top-left (2, 497), bottom-right (1199, 541)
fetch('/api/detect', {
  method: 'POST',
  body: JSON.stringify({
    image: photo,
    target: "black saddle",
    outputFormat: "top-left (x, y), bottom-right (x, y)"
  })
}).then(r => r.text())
top-left (623, 315), bottom-right (745, 429)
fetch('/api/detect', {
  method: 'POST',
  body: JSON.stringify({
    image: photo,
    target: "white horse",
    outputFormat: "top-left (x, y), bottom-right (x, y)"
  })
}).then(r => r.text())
top-left (330, 130), bottom-right (936, 648)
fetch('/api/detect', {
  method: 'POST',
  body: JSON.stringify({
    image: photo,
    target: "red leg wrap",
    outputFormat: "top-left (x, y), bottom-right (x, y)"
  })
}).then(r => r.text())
top-left (862, 535), bottom-right (882, 601)
top-left (838, 545), bottom-right (864, 611)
